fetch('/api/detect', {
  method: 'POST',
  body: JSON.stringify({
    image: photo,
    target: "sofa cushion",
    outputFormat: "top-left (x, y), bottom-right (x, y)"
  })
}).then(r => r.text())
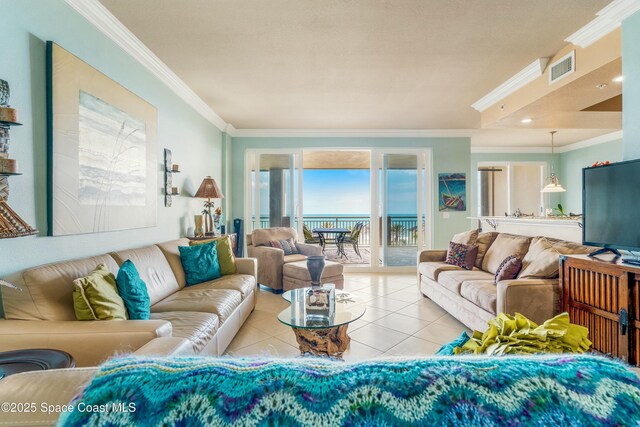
top-left (189, 236), bottom-right (237, 276)
top-left (252, 227), bottom-right (298, 247)
top-left (437, 270), bottom-right (494, 295)
top-left (481, 233), bottom-right (531, 275)
top-left (116, 260), bottom-right (151, 320)
top-left (418, 262), bottom-right (462, 281)
top-left (283, 254), bottom-right (308, 263)
top-left (495, 256), bottom-right (523, 284)
top-left (186, 274), bottom-right (256, 300)
top-left (110, 245), bottom-right (180, 305)
top-left (150, 311), bottom-right (219, 353)
top-left (5, 255), bottom-right (120, 321)
top-left (72, 264), bottom-right (127, 321)
top-left (156, 239), bottom-right (190, 289)
top-left (460, 280), bottom-right (498, 314)
top-left (451, 229), bottom-right (479, 245)
top-left (151, 288), bottom-right (241, 324)
top-left (283, 260), bottom-right (344, 282)
top-left (518, 237), bottom-right (595, 279)
top-left (445, 242), bottom-right (478, 270)
top-left (178, 241), bottom-right (222, 286)
top-left (474, 232), bottom-right (499, 269)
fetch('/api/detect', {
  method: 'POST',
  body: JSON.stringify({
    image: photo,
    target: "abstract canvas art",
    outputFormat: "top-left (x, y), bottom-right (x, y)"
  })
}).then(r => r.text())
top-left (438, 173), bottom-right (466, 211)
top-left (47, 42), bottom-right (157, 235)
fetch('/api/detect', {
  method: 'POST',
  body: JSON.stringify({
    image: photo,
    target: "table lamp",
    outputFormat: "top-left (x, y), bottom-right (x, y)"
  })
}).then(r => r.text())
top-left (194, 176), bottom-right (224, 236)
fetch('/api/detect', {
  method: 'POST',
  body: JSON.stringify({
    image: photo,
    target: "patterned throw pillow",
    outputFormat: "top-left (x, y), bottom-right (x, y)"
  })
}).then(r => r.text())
top-left (444, 242), bottom-right (479, 270)
top-left (267, 239), bottom-right (300, 255)
top-left (495, 255), bottom-right (523, 284)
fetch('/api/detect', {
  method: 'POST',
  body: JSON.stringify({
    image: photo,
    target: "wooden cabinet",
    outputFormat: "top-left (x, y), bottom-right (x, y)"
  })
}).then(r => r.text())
top-left (561, 255), bottom-right (639, 365)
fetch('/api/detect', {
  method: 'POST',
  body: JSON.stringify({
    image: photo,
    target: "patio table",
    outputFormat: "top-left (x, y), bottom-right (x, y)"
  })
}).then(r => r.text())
top-left (312, 227), bottom-right (351, 258)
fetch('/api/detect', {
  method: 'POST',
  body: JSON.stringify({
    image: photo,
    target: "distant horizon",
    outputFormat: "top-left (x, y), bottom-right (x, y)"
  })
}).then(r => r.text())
top-left (259, 169), bottom-right (418, 216)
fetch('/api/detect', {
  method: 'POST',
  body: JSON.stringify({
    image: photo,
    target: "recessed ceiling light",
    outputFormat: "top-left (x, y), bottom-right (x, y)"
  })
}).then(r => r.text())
top-left (613, 75), bottom-right (624, 83)
top-left (596, 83), bottom-right (607, 90)
top-left (521, 118), bottom-right (533, 124)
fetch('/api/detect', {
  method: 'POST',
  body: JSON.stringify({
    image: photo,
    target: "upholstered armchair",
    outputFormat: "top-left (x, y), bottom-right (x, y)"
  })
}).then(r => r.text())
top-left (247, 227), bottom-right (322, 291)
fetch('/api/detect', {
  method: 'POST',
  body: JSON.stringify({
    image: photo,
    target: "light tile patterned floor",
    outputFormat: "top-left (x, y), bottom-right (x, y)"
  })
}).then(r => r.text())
top-left (224, 273), bottom-right (472, 360)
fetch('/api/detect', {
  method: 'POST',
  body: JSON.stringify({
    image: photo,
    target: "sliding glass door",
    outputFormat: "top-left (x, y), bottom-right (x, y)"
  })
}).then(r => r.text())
top-left (245, 148), bottom-right (431, 270)
top-left (372, 150), bottom-right (430, 268)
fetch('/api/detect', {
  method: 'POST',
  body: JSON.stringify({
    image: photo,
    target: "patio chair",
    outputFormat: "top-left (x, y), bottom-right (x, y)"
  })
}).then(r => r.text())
top-left (247, 227), bottom-right (322, 292)
top-left (303, 224), bottom-right (321, 245)
top-left (339, 222), bottom-right (364, 257)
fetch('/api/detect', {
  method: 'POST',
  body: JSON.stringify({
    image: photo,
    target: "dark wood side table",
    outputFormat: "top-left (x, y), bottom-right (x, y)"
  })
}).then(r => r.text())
top-left (188, 233), bottom-right (238, 256)
top-left (0, 349), bottom-right (75, 380)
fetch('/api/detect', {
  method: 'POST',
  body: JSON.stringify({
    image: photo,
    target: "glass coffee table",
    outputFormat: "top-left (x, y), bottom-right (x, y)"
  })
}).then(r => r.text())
top-left (278, 288), bottom-right (366, 357)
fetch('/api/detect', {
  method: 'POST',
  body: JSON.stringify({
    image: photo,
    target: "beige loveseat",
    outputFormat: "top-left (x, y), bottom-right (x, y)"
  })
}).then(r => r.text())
top-left (0, 238), bottom-right (257, 366)
top-left (247, 227), bottom-right (322, 291)
top-left (418, 231), bottom-right (593, 331)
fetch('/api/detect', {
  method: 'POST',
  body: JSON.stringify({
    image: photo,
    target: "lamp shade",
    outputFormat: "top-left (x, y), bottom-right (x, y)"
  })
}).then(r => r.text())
top-left (541, 175), bottom-right (566, 193)
top-left (194, 176), bottom-right (224, 199)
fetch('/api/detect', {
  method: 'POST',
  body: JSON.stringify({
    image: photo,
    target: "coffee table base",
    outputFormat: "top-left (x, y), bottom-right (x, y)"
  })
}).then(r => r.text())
top-left (292, 325), bottom-right (351, 357)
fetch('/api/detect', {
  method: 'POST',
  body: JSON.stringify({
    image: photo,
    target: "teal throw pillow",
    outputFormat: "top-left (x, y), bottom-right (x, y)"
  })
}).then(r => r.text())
top-left (115, 260), bottom-right (150, 320)
top-left (435, 331), bottom-right (470, 356)
top-left (179, 240), bottom-right (222, 286)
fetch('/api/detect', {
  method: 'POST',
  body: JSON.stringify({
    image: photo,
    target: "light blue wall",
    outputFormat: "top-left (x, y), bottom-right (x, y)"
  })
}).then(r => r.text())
top-left (623, 10), bottom-right (640, 159)
top-left (558, 139), bottom-right (624, 213)
top-left (0, 0), bottom-right (222, 282)
top-left (230, 137), bottom-right (471, 248)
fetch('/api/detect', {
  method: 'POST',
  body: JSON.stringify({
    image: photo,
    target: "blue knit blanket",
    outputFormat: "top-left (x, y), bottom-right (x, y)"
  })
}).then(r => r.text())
top-left (58, 355), bottom-right (640, 426)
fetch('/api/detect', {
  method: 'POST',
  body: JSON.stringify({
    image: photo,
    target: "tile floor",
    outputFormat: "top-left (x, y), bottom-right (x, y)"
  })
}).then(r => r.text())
top-left (224, 273), bottom-right (472, 361)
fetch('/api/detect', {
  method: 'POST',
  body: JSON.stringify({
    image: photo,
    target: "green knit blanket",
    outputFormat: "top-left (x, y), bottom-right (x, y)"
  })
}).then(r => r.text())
top-left (58, 355), bottom-right (640, 426)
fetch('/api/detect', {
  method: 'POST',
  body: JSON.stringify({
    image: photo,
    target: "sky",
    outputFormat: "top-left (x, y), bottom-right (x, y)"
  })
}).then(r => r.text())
top-left (258, 169), bottom-right (418, 216)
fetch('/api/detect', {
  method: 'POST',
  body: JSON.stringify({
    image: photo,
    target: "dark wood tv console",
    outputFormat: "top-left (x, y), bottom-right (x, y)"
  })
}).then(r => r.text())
top-left (560, 254), bottom-right (640, 366)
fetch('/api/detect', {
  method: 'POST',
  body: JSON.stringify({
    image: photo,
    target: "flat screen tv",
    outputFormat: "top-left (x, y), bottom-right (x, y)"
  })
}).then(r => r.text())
top-left (583, 158), bottom-right (640, 262)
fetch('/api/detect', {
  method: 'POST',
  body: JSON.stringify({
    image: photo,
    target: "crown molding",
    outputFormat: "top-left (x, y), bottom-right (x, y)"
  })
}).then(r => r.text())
top-left (471, 146), bottom-right (552, 154)
top-left (471, 59), bottom-right (549, 112)
top-left (555, 130), bottom-right (623, 153)
top-left (565, 0), bottom-right (640, 48)
top-left (471, 130), bottom-right (623, 154)
top-left (64, 0), bottom-right (228, 131)
top-left (231, 129), bottom-right (475, 138)
top-left (224, 123), bottom-right (237, 137)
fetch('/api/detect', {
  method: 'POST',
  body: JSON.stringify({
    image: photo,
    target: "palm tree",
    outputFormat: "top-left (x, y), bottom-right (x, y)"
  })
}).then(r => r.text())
top-left (391, 224), bottom-right (405, 245)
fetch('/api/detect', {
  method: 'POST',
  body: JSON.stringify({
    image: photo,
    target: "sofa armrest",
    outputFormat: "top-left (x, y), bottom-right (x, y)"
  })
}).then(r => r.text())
top-left (497, 278), bottom-right (560, 324)
top-left (133, 337), bottom-right (193, 357)
top-left (0, 368), bottom-right (97, 426)
top-left (246, 245), bottom-right (285, 289)
top-left (418, 249), bottom-right (447, 263)
top-left (235, 257), bottom-right (257, 277)
top-left (296, 242), bottom-right (322, 256)
top-left (0, 319), bottom-right (172, 367)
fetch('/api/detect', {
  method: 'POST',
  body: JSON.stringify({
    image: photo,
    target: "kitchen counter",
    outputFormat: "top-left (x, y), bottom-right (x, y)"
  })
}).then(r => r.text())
top-left (469, 216), bottom-right (582, 242)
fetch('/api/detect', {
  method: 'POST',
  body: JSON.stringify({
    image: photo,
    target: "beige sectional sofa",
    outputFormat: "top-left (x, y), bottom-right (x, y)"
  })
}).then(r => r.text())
top-left (418, 231), bottom-right (593, 331)
top-left (0, 238), bottom-right (257, 366)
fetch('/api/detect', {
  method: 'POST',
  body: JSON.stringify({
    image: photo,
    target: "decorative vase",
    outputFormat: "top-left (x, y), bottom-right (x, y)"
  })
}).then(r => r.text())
top-left (307, 256), bottom-right (325, 288)
top-left (194, 215), bottom-right (204, 237)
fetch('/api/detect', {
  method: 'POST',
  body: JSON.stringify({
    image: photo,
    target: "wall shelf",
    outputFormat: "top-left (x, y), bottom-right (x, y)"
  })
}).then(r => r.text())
top-left (0, 172), bottom-right (22, 177)
top-left (0, 120), bottom-right (22, 127)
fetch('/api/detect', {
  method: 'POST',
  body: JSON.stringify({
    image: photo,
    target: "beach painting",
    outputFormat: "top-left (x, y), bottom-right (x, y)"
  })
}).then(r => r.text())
top-left (47, 42), bottom-right (157, 236)
top-left (78, 91), bottom-right (146, 209)
top-left (438, 173), bottom-right (466, 211)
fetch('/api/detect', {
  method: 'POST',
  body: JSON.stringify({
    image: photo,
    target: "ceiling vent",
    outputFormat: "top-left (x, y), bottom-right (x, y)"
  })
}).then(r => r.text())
top-left (549, 50), bottom-right (575, 84)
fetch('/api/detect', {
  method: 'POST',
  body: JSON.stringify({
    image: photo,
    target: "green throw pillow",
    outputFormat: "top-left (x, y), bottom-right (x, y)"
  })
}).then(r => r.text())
top-left (116, 260), bottom-right (150, 320)
top-left (189, 236), bottom-right (237, 276)
top-left (179, 240), bottom-right (222, 286)
top-left (73, 264), bottom-right (128, 321)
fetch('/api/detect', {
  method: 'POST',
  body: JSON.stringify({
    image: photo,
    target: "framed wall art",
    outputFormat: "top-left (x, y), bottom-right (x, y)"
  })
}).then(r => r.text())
top-left (438, 172), bottom-right (466, 211)
top-left (46, 42), bottom-right (157, 236)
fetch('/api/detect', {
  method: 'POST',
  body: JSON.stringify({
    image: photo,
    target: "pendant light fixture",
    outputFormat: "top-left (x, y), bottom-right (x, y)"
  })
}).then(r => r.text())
top-left (541, 130), bottom-right (566, 193)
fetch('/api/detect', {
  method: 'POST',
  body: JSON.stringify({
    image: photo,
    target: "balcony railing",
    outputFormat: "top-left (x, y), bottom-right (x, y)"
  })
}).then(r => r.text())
top-left (254, 215), bottom-right (424, 246)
